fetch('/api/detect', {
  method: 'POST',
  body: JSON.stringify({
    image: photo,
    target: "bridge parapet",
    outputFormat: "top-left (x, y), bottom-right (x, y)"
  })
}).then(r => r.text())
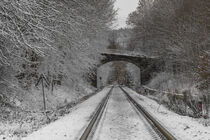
top-left (101, 49), bottom-right (159, 59)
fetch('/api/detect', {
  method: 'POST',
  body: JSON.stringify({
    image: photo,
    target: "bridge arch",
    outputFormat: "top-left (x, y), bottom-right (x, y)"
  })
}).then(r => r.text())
top-left (97, 61), bottom-right (141, 89)
top-left (95, 49), bottom-right (164, 88)
top-left (100, 53), bottom-right (143, 68)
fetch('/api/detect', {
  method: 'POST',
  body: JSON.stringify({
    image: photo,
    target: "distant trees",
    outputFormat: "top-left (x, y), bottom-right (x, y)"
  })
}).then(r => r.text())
top-left (0, 0), bottom-right (116, 94)
top-left (107, 31), bottom-right (119, 49)
top-left (108, 61), bottom-right (134, 87)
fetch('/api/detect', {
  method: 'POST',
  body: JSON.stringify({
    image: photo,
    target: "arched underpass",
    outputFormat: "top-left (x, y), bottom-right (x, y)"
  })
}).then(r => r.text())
top-left (97, 49), bottom-right (163, 88)
top-left (97, 61), bottom-right (140, 89)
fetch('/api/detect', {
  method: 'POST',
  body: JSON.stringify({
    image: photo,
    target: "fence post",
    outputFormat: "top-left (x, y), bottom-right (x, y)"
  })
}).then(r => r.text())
top-left (202, 95), bottom-right (209, 119)
top-left (51, 79), bottom-right (54, 95)
top-left (42, 78), bottom-right (46, 112)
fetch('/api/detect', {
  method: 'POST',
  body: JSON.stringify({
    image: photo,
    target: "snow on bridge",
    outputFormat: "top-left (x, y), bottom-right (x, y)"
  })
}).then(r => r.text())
top-left (101, 49), bottom-right (159, 59)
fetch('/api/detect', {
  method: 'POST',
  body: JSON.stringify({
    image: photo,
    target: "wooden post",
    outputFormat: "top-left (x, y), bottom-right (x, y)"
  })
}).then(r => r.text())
top-left (207, 95), bottom-right (210, 118)
top-left (42, 78), bottom-right (46, 112)
top-left (36, 74), bottom-right (50, 114)
top-left (202, 95), bottom-right (208, 118)
top-left (51, 79), bottom-right (54, 95)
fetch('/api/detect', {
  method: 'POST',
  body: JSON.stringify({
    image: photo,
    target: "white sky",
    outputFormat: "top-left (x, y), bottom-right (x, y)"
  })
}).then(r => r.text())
top-left (114, 0), bottom-right (139, 29)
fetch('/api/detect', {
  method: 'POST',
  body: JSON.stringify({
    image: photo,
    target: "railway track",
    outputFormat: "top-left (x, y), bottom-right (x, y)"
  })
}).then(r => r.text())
top-left (79, 86), bottom-right (113, 140)
top-left (79, 86), bottom-right (177, 140)
top-left (120, 86), bottom-right (177, 140)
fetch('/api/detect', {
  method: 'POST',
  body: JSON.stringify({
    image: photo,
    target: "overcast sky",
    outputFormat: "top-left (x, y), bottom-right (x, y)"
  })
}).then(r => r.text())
top-left (114, 0), bottom-right (139, 29)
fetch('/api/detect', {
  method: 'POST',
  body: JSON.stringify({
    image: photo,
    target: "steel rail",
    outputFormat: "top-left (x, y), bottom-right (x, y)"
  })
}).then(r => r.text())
top-left (120, 87), bottom-right (177, 140)
top-left (79, 86), bottom-right (113, 140)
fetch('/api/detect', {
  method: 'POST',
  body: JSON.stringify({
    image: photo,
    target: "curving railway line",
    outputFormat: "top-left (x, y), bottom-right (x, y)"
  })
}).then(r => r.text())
top-left (79, 86), bottom-right (177, 140)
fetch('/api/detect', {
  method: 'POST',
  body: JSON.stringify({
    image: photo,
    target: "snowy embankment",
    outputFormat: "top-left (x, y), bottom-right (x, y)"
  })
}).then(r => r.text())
top-left (20, 87), bottom-right (111, 140)
top-left (0, 85), bottom-right (95, 140)
top-left (124, 87), bottom-right (210, 140)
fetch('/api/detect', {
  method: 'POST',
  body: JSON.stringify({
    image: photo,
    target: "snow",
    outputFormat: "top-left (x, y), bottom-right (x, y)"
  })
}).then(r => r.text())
top-left (21, 87), bottom-right (112, 140)
top-left (102, 49), bottom-right (158, 58)
top-left (91, 87), bottom-right (160, 140)
top-left (4, 86), bottom-right (210, 140)
top-left (123, 87), bottom-right (210, 140)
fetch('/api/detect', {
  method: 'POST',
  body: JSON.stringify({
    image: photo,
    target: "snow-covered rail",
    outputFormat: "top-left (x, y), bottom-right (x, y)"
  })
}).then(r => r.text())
top-left (79, 86), bottom-right (114, 140)
top-left (80, 86), bottom-right (177, 140)
top-left (120, 86), bottom-right (177, 140)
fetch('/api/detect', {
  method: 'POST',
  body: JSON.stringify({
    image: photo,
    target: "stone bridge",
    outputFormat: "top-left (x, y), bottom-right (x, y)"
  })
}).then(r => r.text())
top-left (97, 49), bottom-right (163, 88)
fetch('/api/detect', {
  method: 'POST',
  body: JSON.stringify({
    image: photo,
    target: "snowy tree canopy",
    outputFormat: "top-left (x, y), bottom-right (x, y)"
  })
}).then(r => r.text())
top-left (127, 0), bottom-right (210, 79)
top-left (0, 0), bottom-right (116, 90)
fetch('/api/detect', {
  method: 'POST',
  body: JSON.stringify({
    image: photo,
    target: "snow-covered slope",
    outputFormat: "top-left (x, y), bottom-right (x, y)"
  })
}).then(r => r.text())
top-left (22, 87), bottom-right (111, 140)
top-left (124, 87), bottom-right (210, 140)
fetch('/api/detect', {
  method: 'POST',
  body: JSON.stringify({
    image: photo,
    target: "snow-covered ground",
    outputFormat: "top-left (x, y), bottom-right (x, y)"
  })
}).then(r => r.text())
top-left (124, 87), bottom-right (210, 140)
top-left (0, 84), bottom-right (95, 140)
top-left (91, 87), bottom-right (160, 140)
top-left (21, 87), bottom-right (112, 140)
top-left (3, 86), bottom-right (209, 140)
